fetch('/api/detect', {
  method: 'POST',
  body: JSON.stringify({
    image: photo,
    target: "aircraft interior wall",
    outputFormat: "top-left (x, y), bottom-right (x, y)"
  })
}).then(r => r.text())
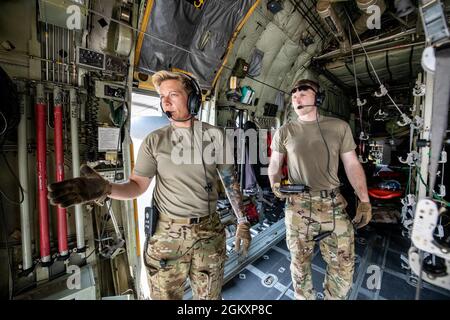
top-left (0, 0), bottom-right (449, 302)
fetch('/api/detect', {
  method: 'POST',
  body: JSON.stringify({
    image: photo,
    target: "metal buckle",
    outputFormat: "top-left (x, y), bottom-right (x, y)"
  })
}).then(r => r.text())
top-left (189, 217), bottom-right (201, 224)
top-left (330, 189), bottom-right (337, 199)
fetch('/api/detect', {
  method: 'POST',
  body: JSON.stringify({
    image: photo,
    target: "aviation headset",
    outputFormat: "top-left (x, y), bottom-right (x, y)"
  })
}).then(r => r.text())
top-left (159, 72), bottom-right (202, 117)
top-left (290, 79), bottom-right (325, 107)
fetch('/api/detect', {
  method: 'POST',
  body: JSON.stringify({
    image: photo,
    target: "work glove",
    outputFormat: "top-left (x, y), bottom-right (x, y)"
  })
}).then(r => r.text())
top-left (353, 202), bottom-right (372, 229)
top-left (272, 182), bottom-right (288, 199)
top-left (235, 222), bottom-right (252, 257)
top-left (47, 164), bottom-right (112, 208)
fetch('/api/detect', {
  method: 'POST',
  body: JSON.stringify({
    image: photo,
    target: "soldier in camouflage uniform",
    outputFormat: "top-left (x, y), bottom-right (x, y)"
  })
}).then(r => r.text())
top-left (268, 79), bottom-right (372, 300)
top-left (48, 71), bottom-right (251, 300)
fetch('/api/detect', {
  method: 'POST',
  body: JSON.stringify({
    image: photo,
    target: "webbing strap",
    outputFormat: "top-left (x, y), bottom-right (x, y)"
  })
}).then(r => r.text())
top-left (429, 46), bottom-right (450, 195)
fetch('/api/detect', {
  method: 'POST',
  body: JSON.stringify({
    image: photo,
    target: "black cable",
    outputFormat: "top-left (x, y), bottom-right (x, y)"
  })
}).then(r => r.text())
top-left (305, 191), bottom-right (312, 241)
top-left (329, 194), bottom-right (337, 235)
top-left (0, 111), bottom-right (7, 136)
top-left (190, 120), bottom-right (212, 218)
top-left (315, 108), bottom-right (342, 187)
top-left (84, 247), bottom-right (96, 261)
top-left (112, 116), bottom-right (126, 185)
top-left (0, 152), bottom-right (25, 205)
top-left (0, 198), bottom-right (14, 299)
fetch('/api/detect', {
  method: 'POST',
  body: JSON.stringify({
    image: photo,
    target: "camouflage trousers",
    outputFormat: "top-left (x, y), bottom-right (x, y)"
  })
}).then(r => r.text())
top-left (285, 193), bottom-right (355, 300)
top-left (144, 213), bottom-right (226, 300)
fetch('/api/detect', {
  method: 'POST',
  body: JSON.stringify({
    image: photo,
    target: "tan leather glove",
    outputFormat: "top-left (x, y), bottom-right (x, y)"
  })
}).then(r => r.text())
top-left (272, 182), bottom-right (288, 199)
top-left (47, 165), bottom-right (112, 208)
top-left (353, 202), bottom-right (372, 229)
top-left (235, 222), bottom-right (252, 257)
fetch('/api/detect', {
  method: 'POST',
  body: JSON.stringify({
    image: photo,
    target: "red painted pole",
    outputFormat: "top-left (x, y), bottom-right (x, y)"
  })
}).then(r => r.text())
top-left (36, 84), bottom-right (50, 263)
top-left (54, 88), bottom-right (68, 258)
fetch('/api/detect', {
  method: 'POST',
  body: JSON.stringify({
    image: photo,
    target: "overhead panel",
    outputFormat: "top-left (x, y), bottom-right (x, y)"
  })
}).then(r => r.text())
top-left (325, 46), bottom-right (424, 87)
top-left (136, 0), bottom-right (257, 88)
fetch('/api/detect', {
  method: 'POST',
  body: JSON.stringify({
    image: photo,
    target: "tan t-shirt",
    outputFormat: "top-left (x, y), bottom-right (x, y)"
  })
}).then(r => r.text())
top-left (134, 121), bottom-right (233, 218)
top-left (271, 115), bottom-right (356, 191)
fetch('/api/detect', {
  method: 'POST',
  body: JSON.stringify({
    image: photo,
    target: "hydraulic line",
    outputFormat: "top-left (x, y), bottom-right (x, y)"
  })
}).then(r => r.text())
top-left (18, 82), bottom-right (32, 271)
top-left (53, 87), bottom-right (68, 258)
top-left (36, 84), bottom-right (50, 264)
top-left (70, 89), bottom-right (85, 251)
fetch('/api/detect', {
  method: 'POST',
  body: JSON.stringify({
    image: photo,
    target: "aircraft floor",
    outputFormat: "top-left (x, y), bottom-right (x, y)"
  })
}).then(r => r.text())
top-left (221, 224), bottom-right (450, 300)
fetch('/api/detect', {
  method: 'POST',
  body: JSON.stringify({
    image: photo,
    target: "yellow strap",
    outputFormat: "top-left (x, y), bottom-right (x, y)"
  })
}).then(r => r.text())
top-left (212, 0), bottom-right (261, 88)
top-left (134, 0), bottom-right (155, 67)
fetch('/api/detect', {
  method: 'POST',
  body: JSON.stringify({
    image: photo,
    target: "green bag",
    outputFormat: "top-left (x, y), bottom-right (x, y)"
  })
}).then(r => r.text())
top-left (232, 58), bottom-right (249, 78)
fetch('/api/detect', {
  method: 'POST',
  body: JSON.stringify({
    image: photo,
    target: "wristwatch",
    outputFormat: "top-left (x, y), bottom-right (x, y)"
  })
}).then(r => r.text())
top-left (237, 216), bottom-right (248, 224)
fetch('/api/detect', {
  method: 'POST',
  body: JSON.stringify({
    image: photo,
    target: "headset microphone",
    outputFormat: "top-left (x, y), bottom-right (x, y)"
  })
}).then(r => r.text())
top-left (164, 110), bottom-right (193, 122)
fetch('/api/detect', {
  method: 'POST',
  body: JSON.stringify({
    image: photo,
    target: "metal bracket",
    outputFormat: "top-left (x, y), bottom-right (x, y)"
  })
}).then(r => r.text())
top-left (411, 115), bottom-right (424, 130)
top-left (374, 84), bottom-right (388, 97)
top-left (439, 150), bottom-right (447, 163)
top-left (421, 46), bottom-right (436, 73)
top-left (401, 194), bottom-right (417, 207)
top-left (413, 81), bottom-right (426, 97)
top-left (409, 246), bottom-right (450, 290)
top-left (401, 214), bottom-right (414, 230)
top-left (437, 184), bottom-right (446, 197)
top-left (374, 109), bottom-right (388, 121)
top-left (400, 254), bottom-right (411, 270)
top-left (358, 155), bottom-right (368, 163)
top-left (370, 150), bottom-right (383, 161)
top-left (402, 229), bottom-right (411, 238)
top-left (411, 199), bottom-right (450, 259)
top-left (398, 151), bottom-right (420, 166)
top-left (397, 113), bottom-right (412, 127)
top-left (359, 131), bottom-right (369, 140)
top-left (100, 238), bottom-right (125, 259)
top-left (357, 98), bottom-right (367, 107)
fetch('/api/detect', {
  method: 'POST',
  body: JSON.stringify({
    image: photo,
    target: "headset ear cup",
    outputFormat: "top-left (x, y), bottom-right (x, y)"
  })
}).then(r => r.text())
top-left (182, 73), bottom-right (202, 116)
top-left (187, 88), bottom-right (201, 116)
top-left (316, 91), bottom-right (325, 107)
top-left (187, 93), bottom-right (193, 115)
top-left (187, 93), bottom-right (198, 116)
top-left (193, 94), bottom-right (201, 115)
